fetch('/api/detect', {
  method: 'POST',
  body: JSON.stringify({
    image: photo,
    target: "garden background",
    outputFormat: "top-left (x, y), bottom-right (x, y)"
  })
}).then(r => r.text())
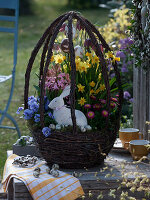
top-left (0, 0), bottom-right (133, 177)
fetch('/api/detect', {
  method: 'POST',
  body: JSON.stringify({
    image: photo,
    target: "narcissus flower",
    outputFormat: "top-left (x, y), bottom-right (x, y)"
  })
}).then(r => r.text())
top-left (84, 104), bottom-right (91, 109)
top-left (102, 110), bottom-right (109, 117)
top-left (78, 97), bottom-right (86, 106)
top-left (85, 52), bottom-right (92, 58)
top-left (50, 56), bottom-right (54, 62)
top-left (87, 111), bottom-right (95, 119)
top-left (105, 51), bottom-right (120, 63)
top-left (90, 89), bottom-right (94, 95)
top-left (99, 84), bottom-right (105, 91)
top-left (89, 81), bottom-right (95, 87)
top-left (77, 84), bottom-right (85, 93)
top-left (54, 54), bottom-right (66, 64)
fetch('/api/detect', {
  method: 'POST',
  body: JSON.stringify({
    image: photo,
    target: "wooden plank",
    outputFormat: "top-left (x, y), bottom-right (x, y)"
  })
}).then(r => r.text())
top-left (7, 178), bottom-right (14, 200)
top-left (6, 151), bottom-right (150, 200)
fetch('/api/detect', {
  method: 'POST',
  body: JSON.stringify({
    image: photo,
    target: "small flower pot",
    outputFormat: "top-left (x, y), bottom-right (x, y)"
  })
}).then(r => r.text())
top-left (13, 144), bottom-right (41, 157)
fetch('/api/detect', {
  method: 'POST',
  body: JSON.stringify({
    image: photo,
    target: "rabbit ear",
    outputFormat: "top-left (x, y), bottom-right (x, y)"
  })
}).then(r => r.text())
top-left (60, 85), bottom-right (70, 98)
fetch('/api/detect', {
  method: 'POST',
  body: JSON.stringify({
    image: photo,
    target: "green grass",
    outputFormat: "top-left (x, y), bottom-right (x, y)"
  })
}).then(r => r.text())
top-left (0, 0), bottom-right (109, 177)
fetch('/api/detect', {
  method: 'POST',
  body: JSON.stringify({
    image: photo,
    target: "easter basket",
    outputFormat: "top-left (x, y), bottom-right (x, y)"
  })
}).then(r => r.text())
top-left (23, 11), bottom-right (123, 169)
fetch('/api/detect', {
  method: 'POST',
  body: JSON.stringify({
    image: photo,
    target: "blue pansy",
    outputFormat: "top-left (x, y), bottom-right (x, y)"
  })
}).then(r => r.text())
top-left (23, 109), bottom-right (33, 120)
top-left (29, 102), bottom-right (39, 112)
top-left (42, 127), bottom-right (51, 137)
top-left (34, 114), bottom-right (40, 122)
top-left (44, 96), bottom-right (50, 111)
top-left (16, 107), bottom-right (24, 114)
top-left (28, 96), bottom-right (37, 101)
top-left (48, 112), bottom-right (54, 119)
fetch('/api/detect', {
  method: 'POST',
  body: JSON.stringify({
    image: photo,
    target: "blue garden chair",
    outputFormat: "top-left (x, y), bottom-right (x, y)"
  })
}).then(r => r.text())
top-left (0, 0), bottom-right (21, 137)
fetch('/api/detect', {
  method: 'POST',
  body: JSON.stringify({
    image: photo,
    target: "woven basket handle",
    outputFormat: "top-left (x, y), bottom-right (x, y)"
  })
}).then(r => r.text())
top-left (24, 13), bottom-right (67, 109)
top-left (24, 11), bottom-right (123, 134)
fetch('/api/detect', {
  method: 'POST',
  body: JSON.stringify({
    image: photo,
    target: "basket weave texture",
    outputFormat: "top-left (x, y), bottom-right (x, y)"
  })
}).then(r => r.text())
top-left (24, 11), bottom-right (123, 169)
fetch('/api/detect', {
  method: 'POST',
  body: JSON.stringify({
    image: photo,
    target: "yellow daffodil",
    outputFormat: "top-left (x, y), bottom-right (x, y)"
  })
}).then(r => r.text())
top-left (75, 57), bottom-right (81, 71)
top-left (105, 51), bottom-right (120, 63)
top-left (90, 89), bottom-right (94, 95)
top-left (85, 52), bottom-right (92, 58)
top-left (77, 84), bottom-right (85, 93)
top-left (89, 81), bottom-right (95, 87)
top-left (105, 51), bottom-right (114, 59)
top-left (98, 73), bottom-right (102, 81)
top-left (99, 84), bottom-right (105, 91)
top-left (113, 57), bottom-right (120, 62)
top-left (80, 62), bottom-right (88, 73)
top-left (78, 97), bottom-right (86, 106)
top-left (87, 63), bottom-right (91, 68)
top-left (50, 56), bottom-right (54, 62)
top-left (54, 54), bottom-right (66, 64)
top-left (91, 55), bottom-right (99, 65)
top-left (95, 88), bottom-right (101, 94)
top-left (62, 64), bottom-right (68, 72)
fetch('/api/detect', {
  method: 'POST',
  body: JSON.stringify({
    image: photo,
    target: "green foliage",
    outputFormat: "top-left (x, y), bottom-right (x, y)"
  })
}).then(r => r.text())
top-left (68, 0), bottom-right (99, 9)
top-left (19, 0), bottom-right (34, 16)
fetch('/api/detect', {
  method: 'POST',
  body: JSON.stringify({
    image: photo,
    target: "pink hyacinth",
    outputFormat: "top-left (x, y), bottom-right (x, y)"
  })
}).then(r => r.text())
top-left (87, 111), bottom-right (95, 119)
top-left (45, 65), bottom-right (70, 92)
top-left (102, 110), bottom-right (109, 117)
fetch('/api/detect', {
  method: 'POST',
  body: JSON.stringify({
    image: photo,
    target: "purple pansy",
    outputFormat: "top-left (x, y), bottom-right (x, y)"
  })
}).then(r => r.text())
top-left (121, 66), bottom-right (128, 73)
top-left (116, 51), bottom-right (126, 58)
top-left (129, 98), bottom-right (133, 103)
top-left (42, 127), bottom-right (51, 137)
top-left (124, 91), bottom-right (131, 100)
top-left (119, 38), bottom-right (133, 50)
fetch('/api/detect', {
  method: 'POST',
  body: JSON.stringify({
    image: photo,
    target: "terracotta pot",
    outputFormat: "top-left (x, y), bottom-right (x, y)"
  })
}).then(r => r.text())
top-left (129, 140), bottom-right (149, 160)
top-left (119, 128), bottom-right (143, 150)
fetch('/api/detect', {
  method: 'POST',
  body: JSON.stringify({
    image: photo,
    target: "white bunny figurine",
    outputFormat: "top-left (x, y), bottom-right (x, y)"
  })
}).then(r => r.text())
top-left (48, 85), bottom-right (91, 131)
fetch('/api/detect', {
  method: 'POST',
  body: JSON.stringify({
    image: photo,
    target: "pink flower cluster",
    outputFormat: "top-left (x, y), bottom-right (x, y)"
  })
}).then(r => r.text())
top-left (45, 65), bottom-right (70, 91)
top-left (84, 97), bottom-right (118, 119)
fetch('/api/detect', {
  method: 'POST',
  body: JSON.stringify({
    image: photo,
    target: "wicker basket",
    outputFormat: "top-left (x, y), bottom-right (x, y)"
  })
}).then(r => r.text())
top-left (24, 11), bottom-right (123, 169)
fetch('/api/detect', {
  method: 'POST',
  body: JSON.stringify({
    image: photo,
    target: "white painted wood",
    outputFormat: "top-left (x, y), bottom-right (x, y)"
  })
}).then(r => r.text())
top-left (133, 67), bottom-right (150, 139)
top-left (133, 0), bottom-right (150, 139)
